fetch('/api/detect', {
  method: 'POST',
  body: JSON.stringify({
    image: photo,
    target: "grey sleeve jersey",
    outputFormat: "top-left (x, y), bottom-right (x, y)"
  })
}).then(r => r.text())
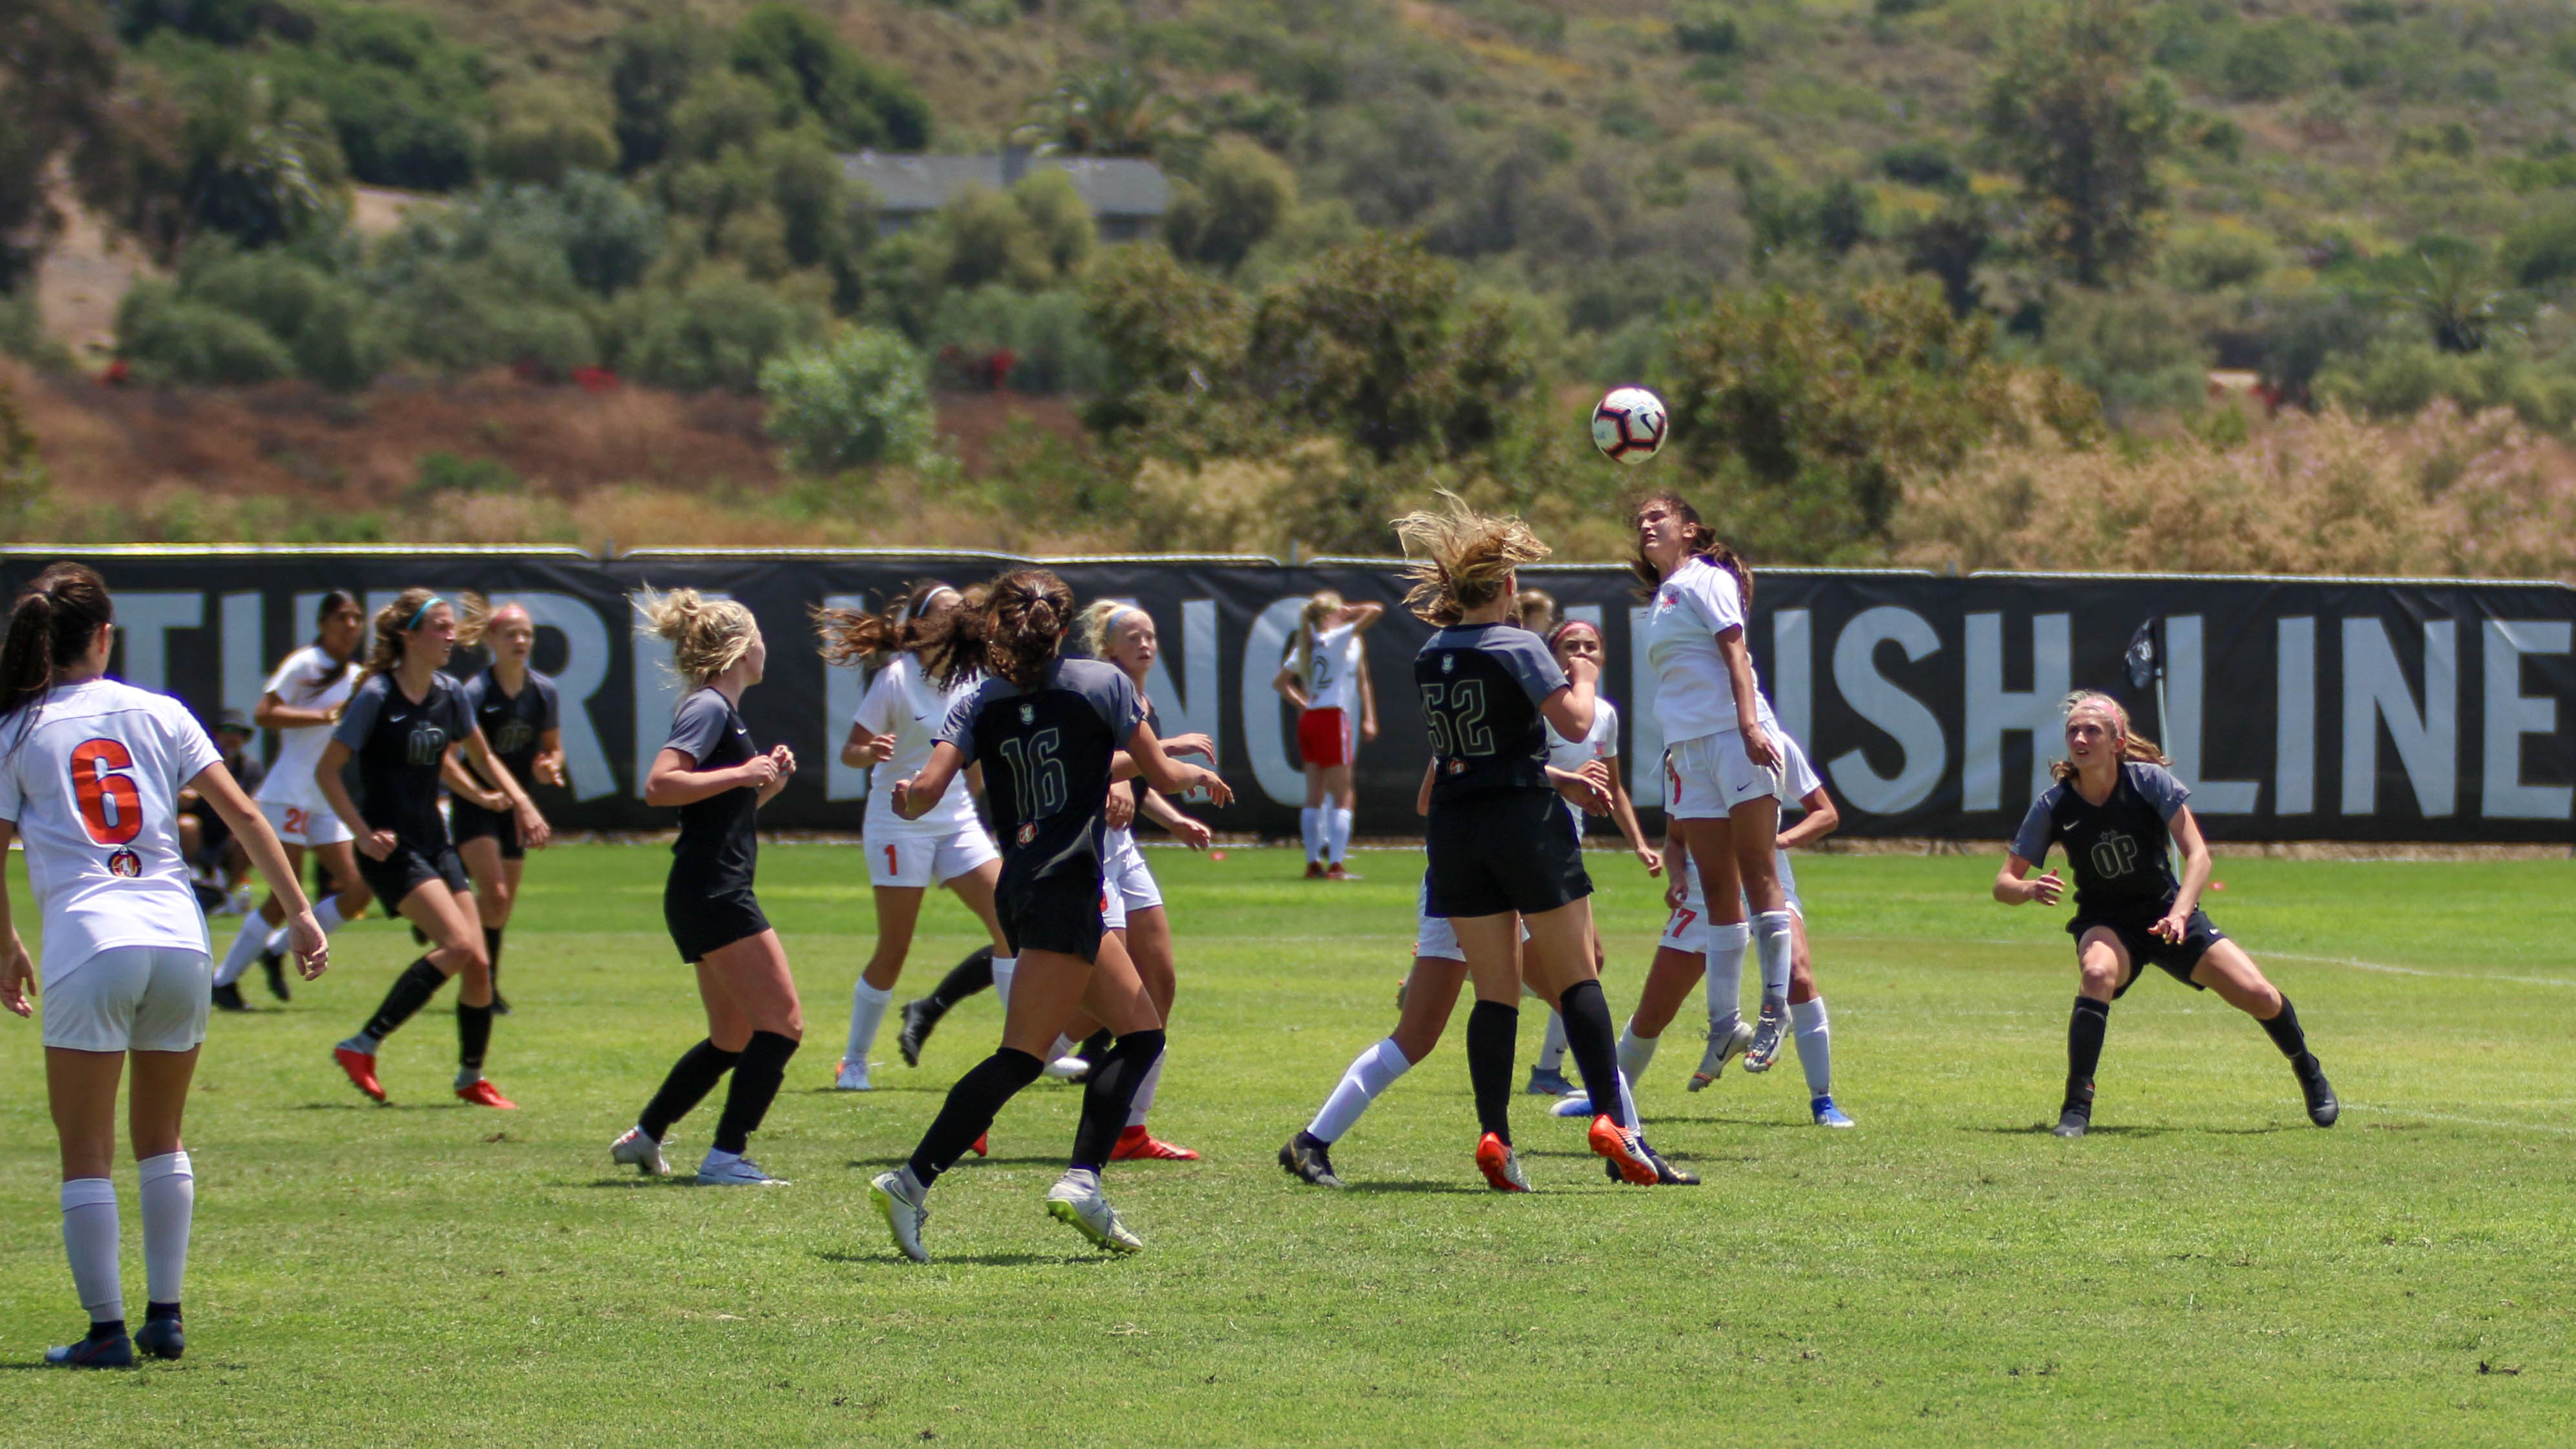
top-left (663, 689), bottom-right (732, 763)
top-left (1479, 628), bottom-right (1570, 705)
top-left (2125, 761), bottom-right (2191, 820)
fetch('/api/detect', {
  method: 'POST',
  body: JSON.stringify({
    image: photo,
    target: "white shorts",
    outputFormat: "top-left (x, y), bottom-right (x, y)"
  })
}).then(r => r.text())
top-left (1415, 878), bottom-right (1465, 962)
top-left (1656, 851), bottom-right (1803, 955)
top-left (1102, 880), bottom-right (1128, 933)
top-left (867, 820), bottom-right (1000, 889)
top-left (1665, 732), bottom-right (1783, 820)
top-left (1103, 835), bottom-right (1163, 916)
top-left (43, 946), bottom-right (211, 1053)
top-left (260, 798), bottom-right (354, 848)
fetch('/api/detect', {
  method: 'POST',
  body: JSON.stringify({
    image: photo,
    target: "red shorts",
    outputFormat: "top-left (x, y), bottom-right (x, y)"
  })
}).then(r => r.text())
top-left (1297, 708), bottom-right (1353, 768)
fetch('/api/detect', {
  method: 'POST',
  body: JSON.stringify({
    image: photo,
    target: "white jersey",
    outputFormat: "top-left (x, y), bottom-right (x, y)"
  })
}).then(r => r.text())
top-left (859, 655), bottom-right (980, 838)
top-left (1288, 622), bottom-right (1365, 715)
top-left (0, 679), bottom-right (222, 984)
top-left (1644, 555), bottom-right (1765, 743)
top-left (255, 644), bottom-right (357, 812)
top-left (1546, 697), bottom-right (1620, 835)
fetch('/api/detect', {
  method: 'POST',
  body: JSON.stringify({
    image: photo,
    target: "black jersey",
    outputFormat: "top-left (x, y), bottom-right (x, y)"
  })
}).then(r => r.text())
top-left (332, 670), bottom-right (475, 849)
top-left (2011, 761), bottom-right (2193, 916)
top-left (939, 658), bottom-right (1143, 883)
top-left (663, 686), bottom-right (759, 896)
top-left (1124, 700), bottom-right (1162, 812)
top-left (1415, 623), bottom-right (1567, 807)
top-left (463, 666), bottom-right (559, 785)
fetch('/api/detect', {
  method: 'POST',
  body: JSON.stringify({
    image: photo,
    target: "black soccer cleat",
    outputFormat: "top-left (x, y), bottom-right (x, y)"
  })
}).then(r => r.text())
top-left (136, 1313), bottom-right (184, 1362)
top-left (259, 948), bottom-right (291, 1002)
top-left (211, 980), bottom-right (247, 1013)
top-left (45, 1329), bottom-right (134, 1369)
top-left (2295, 1053), bottom-right (2339, 1127)
top-left (491, 993), bottom-right (512, 1017)
top-left (1604, 1141), bottom-right (1701, 1186)
top-left (2051, 1108), bottom-right (2090, 1138)
top-left (1278, 1132), bottom-right (1345, 1189)
top-left (897, 999), bottom-right (939, 1068)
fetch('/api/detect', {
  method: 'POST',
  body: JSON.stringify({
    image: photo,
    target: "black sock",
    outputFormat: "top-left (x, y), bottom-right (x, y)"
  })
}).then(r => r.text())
top-left (639, 1038), bottom-right (741, 1141)
top-left (909, 1048), bottom-right (1045, 1185)
top-left (484, 927), bottom-right (503, 993)
top-left (923, 947), bottom-right (995, 1019)
top-left (711, 1030), bottom-right (799, 1154)
top-left (1075, 1027), bottom-right (1115, 1065)
top-left (361, 958), bottom-right (449, 1042)
top-left (145, 1301), bottom-right (180, 1323)
top-left (2066, 996), bottom-right (2111, 1116)
top-left (87, 1318), bottom-right (126, 1341)
top-left (457, 1002), bottom-right (493, 1075)
top-left (2259, 995), bottom-right (2308, 1059)
top-left (1465, 1000), bottom-right (1519, 1146)
top-left (1071, 1028), bottom-right (1167, 1170)
top-left (1556, 978), bottom-right (1625, 1124)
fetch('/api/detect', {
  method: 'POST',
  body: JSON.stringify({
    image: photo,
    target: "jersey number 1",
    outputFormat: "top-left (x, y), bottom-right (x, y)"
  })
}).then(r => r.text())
top-left (71, 738), bottom-right (146, 846)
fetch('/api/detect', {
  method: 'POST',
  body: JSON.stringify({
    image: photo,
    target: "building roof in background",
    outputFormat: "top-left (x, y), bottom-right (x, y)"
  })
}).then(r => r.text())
top-left (839, 151), bottom-right (1170, 218)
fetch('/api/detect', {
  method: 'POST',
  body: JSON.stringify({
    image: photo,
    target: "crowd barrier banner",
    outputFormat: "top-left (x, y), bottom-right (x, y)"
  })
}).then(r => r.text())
top-left (6, 548), bottom-right (2571, 843)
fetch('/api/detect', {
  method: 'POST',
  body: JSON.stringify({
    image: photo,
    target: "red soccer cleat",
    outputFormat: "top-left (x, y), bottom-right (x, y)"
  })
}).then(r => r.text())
top-left (1588, 1115), bottom-right (1658, 1186)
top-left (334, 1046), bottom-right (386, 1103)
top-left (1110, 1124), bottom-right (1199, 1161)
top-left (970, 1132), bottom-right (989, 1158)
top-left (456, 1078), bottom-right (518, 1110)
top-left (1304, 861), bottom-right (1325, 880)
top-left (1474, 1132), bottom-right (1530, 1192)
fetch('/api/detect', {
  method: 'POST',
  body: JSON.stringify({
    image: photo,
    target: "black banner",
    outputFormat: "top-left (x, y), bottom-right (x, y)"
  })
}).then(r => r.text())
top-left (6, 548), bottom-right (2571, 843)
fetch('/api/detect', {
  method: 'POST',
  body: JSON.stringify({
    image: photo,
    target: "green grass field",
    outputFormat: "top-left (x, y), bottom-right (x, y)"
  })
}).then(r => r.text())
top-left (3, 844), bottom-right (2571, 1446)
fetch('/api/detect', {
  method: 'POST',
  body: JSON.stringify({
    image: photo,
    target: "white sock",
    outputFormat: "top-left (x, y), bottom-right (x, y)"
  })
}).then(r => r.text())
top-left (1300, 807), bottom-right (1323, 863)
top-left (1309, 1037), bottom-right (1412, 1143)
top-left (1537, 1010), bottom-right (1568, 1072)
top-left (138, 1151), bottom-right (193, 1307)
top-left (1049, 1033), bottom-right (1077, 1061)
top-left (1327, 807), bottom-right (1353, 865)
top-left (215, 913), bottom-right (269, 986)
top-left (1705, 922), bottom-right (1749, 1031)
top-left (264, 896), bottom-right (348, 956)
top-left (990, 955), bottom-right (1015, 1008)
top-left (1614, 1069), bottom-right (1642, 1133)
top-left (701, 1147), bottom-right (741, 1170)
top-left (1753, 911), bottom-right (1795, 1004)
top-left (1618, 1025), bottom-right (1659, 1087)
top-left (1124, 1052), bottom-right (1165, 1127)
top-left (60, 1178), bottom-right (121, 1323)
top-left (843, 979), bottom-right (894, 1072)
top-left (1791, 998), bottom-right (1832, 1097)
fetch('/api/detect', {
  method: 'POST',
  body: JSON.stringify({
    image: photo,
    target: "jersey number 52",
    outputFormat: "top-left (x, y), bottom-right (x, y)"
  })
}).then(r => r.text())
top-left (70, 738), bottom-right (147, 846)
top-left (1419, 680), bottom-right (1492, 757)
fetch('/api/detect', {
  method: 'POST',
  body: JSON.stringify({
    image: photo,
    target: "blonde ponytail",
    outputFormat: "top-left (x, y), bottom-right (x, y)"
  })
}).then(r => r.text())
top-left (637, 586), bottom-right (759, 689)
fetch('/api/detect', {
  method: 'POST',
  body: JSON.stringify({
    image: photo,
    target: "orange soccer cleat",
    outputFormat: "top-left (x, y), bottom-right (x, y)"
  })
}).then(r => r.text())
top-left (970, 1132), bottom-right (989, 1158)
top-left (334, 1045), bottom-right (386, 1103)
top-left (1587, 1115), bottom-right (1658, 1186)
top-left (1474, 1132), bottom-right (1530, 1192)
top-left (1110, 1125), bottom-right (1199, 1161)
top-left (456, 1078), bottom-right (519, 1110)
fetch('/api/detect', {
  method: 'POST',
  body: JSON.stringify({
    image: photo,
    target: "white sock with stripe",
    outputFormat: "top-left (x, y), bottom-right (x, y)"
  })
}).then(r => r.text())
top-left (1704, 922), bottom-right (1750, 1033)
top-left (1791, 998), bottom-right (1833, 1097)
top-left (1309, 1037), bottom-right (1411, 1143)
top-left (843, 980), bottom-right (893, 1076)
top-left (60, 1178), bottom-right (121, 1324)
top-left (138, 1152), bottom-right (192, 1307)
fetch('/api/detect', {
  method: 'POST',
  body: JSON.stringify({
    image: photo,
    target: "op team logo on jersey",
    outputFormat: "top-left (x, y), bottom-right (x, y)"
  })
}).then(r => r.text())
top-left (406, 721), bottom-right (450, 767)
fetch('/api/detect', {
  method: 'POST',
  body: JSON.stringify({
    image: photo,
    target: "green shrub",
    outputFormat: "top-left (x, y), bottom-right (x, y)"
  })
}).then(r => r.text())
top-left (180, 244), bottom-right (382, 390)
top-left (2501, 204), bottom-right (2576, 290)
top-left (1165, 137), bottom-right (1297, 271)
top-left (927, 286), bottom-right (1108, 394)
top-left (2034, 286), bottom-right (2213, 418)
top-left (410, 450), bottom-right (521, 502)
top-left (0, 291), bottom-right (74, 371)
top-left (485, 80), bottom-right (619, 187)
top-left (759, 326), bottom-right (934, 471)
top-left (116, 281), bottom-right (297, 386)
top-left (727, 3), bottom-right (931, 151)
top-left (620, 271), bottom-right (816, 394)
top-left (1672, 5), bottom-right (1742, 56)
top-left (2164, 227), bottom-right (2274, 293)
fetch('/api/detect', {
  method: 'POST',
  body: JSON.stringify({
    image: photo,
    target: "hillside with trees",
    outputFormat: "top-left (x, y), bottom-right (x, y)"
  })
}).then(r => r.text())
top-left (5, 0), bottom-right (2576, 573)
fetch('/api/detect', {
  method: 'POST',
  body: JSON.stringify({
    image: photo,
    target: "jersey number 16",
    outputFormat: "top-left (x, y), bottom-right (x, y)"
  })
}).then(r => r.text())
top-left (997, 728), bottom-right (1066, 821)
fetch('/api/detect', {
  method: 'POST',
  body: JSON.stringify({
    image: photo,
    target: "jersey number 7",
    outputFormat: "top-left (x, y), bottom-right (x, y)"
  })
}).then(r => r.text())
top-left (71, 738), bottom-right (146, 846)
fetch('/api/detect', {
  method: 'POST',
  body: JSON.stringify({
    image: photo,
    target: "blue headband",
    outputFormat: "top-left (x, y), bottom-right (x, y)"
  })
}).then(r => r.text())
top-left (404, 596), bottom-right (445, 631)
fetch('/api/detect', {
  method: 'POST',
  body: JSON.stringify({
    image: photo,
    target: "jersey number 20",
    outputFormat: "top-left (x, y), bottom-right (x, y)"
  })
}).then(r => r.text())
top-left (71, 737), bottom-right (146, 846)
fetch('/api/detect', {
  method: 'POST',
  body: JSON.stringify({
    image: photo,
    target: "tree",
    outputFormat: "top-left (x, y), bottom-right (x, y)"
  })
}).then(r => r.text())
top-left (1982, 0), bottom-right (2175, 286)
top-left (0, 0), bottom-right (153, 289)
top-left (759, 326), bottom-right (934, 471)
top-left (1164, 136), bottom-right (1295, 271)
top-left (1013, 66), bottom-right (1184, 158)
top-left (728, 3), bottom-right (929, 151)
top-left (608, 14), bottom-right (712, 173)
top-left (1081, 242), bottom-right (1249, 443)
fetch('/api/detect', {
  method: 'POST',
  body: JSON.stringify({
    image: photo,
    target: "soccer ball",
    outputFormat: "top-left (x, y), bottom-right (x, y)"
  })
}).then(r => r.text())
top-left (1591, 386), bottom-right (1667, 464)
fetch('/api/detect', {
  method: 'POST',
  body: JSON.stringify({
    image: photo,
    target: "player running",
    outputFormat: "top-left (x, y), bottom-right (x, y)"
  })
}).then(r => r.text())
top-left (1394, 492), bottom-right (1675, 1191)
top-left (1996, 691), bottom-right (2338, 1137)
top-left (447, 595), bottom-right (564, 1017)
top-left (610, 589), bottom-right (805, 1186)
top-left (1273, 589), bottom-right (1381, 880)
top-left (1633, 492), bottom-right (1801, 1074)
top-left (814, 583), bottom-right (1009, 1092)
top-left (211, 591), bottom-right (371, 1010)
top-left (0, 563), bottom-right (328, 1368)
top-left (869, 570), bottom-right (1230, 1262)
top-left (320, 590), bottom-right (549, 1109)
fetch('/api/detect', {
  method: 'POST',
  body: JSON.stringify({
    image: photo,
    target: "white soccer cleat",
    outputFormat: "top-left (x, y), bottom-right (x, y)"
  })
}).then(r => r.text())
top-left (1550, 1094), bottom-right (1598, 1118)
top-left (1744, 999), bottom-right (1789, 1074)
top-left (1042, 1055), bottom-right (1091, 1082)
top-left (695, 1152), bottom-right (787, 1187)
top-left (832, 1059), bottom-right (871, 1092)
top-left (1688, 1020), bottom-right (1755, 1092)
top-left (609, 1126), bottom-right (670, 1177)
top-left (871, 1170), bottom-right (931, 1263)
top-left (1044, 1170), bottom-right (1143, 1253)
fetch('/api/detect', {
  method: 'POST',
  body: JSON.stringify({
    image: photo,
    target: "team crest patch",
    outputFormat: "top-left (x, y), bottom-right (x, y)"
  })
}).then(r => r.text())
top-left (1441, 655), bottom-right (1455, 674)
top-left (107, 849), bottom-right (142, 878)
top-left (1017, 822), bottom-right (1037, 845)
top-left (1445, 759), bottom-right (1466, 775)
top-left (1019, 703), bottom-right (1035, 723)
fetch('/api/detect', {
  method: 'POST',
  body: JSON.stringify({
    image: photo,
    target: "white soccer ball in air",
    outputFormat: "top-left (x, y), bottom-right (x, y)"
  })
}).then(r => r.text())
top-left (1591, 386), bottom-right (1668, 465)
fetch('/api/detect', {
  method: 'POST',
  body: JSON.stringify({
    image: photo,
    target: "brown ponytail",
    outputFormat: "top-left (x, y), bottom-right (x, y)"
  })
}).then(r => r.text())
top-left (1629, 491), bottom-right (1753, 608)
top-left (363, 587), bottom-right (444, 681)
top-left (977, 569), bottom-right (1075, 688)
top-left (0, 562), bottom-right (114, 748)
top-left (814, 580), bottom-right (964, 675)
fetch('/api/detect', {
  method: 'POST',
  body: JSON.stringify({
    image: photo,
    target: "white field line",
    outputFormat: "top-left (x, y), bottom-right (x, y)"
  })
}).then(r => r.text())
top-left (2343, 1104), bottom-right (2576, 1136)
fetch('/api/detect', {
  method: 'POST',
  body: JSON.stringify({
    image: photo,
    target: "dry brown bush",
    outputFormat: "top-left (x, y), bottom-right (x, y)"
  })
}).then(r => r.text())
top-left (1894, 403), bottom-right (2576, 580)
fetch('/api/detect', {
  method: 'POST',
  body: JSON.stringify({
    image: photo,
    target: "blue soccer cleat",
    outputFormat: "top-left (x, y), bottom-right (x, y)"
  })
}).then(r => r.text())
top-left (1811, 1095), bottom-right (1855, 1128)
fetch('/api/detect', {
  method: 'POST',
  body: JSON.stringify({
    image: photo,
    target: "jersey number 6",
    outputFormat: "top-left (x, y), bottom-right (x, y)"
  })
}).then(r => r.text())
top-left (70, 737), bottom-right (146, 846)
